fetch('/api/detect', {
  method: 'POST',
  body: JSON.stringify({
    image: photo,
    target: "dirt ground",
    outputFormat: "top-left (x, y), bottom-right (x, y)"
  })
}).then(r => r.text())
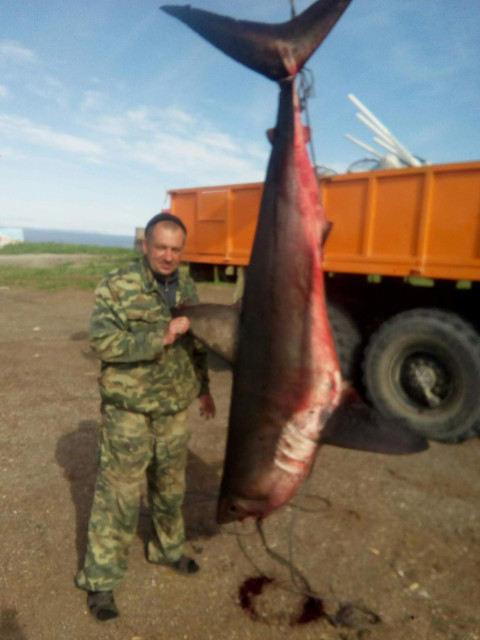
top-left (0, 254), bottom-right (94, 267)
top-left (0, 281), bottom-right (479, 640)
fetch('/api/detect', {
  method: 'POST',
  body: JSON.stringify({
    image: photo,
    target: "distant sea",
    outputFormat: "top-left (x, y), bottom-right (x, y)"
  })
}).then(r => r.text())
top-left (23, 227), bottom-right (135, 249)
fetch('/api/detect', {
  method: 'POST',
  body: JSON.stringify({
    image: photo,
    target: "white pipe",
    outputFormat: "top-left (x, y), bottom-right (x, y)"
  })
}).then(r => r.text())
top-left (350, 93), bottom-right (422, 167)
top-left (372, 136), bottom-right (415, 167)
top-left (345, 134), bottom-right (383, 158)
top-left (386, 138), bottom-right (422, 167)
top-left (357, 112), bottom-right (421, 167)
top-left (356, 113), bottom-right (397, 147)
top-left (349, 94), bottom-right (395, 141)
top-left (373, 137), bottom-right (402, 157)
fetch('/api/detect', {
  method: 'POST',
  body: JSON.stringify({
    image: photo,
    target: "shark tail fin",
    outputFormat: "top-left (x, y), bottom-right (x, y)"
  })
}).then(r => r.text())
top-left (161, 0), bottom-right (352, 82)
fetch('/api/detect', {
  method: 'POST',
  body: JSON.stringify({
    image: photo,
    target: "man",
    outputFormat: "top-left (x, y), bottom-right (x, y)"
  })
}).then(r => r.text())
top-left (75, 212), bottom-right (216, 621)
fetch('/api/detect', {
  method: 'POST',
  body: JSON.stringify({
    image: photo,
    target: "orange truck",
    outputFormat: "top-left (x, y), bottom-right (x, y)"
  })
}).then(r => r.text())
top-left (168, 160), bottom-right (480, 443)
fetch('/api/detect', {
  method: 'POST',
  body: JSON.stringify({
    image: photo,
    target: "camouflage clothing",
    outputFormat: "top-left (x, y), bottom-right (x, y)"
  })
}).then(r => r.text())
top-left (90, 257), bottom-right (210, 414)
top-left (75, 258), bottom-right (209, 592)
top-left (75, 405), bottom-right (190, 591)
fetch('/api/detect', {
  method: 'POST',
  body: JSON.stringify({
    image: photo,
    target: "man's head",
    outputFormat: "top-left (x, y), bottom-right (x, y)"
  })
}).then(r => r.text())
top-left (142, 212), bottom-right (187, 277)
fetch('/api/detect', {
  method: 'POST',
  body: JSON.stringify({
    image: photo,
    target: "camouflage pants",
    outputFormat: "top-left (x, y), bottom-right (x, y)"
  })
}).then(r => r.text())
top-left (75, 403), bottom-right (189, 592)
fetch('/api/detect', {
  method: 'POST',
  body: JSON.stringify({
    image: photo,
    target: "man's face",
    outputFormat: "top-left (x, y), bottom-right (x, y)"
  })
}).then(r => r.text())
top-left (143, 223), bottom-right (185, 277)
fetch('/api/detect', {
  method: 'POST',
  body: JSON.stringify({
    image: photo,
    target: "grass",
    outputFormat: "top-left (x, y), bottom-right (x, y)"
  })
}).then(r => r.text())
top-left (0, 241), bottom-right (133, 256)
top-left (0, 242), bottom-right (138, 290)
top-left (0, 242), bottom-right (228, 290)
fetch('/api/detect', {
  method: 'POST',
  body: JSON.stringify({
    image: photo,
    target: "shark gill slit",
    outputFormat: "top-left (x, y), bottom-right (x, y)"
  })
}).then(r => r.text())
top-left (274, 416), bottom-right (320, 475)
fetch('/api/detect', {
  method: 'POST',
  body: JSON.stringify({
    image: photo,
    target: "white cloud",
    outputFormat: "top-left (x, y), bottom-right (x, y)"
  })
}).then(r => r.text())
top-left (28, 75), bottom-right (69, 108)
top-left (195, 130), bottom-right (240, 154)
top-left (85, 104), bottom-right (268, 184)
top-left (125, 107), bottom-right (159, 131)
top-left (0, 84), bottom-right (9, 98)
top-left (91, 115), bottom-right (130, 138)
top-left (0, 146), bottom-right (28, 160)
top-left (81, 90), bottom-right (106, 111)
top-left (0, 99), bottom-right (267, 187)
top-left (0, 40), bottom-right (37, 66)
top-left (163, 107), bottom-right (194, 125)
top-left (128, 132), bottom-right (259, 176)
top-left (0, 113), bottom-right (103, 157)
top-left (0, 41), bottom-right (69, 109)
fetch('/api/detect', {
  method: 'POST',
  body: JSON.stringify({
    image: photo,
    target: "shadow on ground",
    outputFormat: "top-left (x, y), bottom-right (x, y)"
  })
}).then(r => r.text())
top-left (0, 608), bottom-right (28, 640)
top-left (55, 420), bottom-right (99, 569)
top-left (56, 420), bottom-right (222, 569)
top-left (136, 449), bottom-right (223, 546)
top-left (183, 450), bottom-right (223, 540)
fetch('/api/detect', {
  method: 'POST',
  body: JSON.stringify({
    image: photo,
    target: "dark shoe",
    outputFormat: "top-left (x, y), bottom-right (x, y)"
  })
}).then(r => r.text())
top-left (171, 555), bottom-right (200, 575)
top-left (156, 555), bottom-right (200, 575)
top-left (87, 590), bottom-right (119, 621)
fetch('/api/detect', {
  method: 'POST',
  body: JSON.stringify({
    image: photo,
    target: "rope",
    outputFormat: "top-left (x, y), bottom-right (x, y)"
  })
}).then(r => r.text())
top-left (254, 461), bottom-right (339, 605)
top-left (298, 69), bottom-right (318, 170)
top-left (254, 496), bottom-right (381, 629)
top-left (182, 482), bottom-right (381, 627)
top-left (288, 0), bottom-right (319, 171)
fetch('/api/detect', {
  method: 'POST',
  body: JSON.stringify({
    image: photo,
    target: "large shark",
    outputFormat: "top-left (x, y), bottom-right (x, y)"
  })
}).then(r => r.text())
top-left (162, 0), bottom-right (428, 524)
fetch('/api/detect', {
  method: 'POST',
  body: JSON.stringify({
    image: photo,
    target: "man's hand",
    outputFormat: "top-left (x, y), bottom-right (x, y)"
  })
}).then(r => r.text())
top-left (163, 316), bottom-right (190, 346)
top-left (199, 394), bottom-right (216, 420)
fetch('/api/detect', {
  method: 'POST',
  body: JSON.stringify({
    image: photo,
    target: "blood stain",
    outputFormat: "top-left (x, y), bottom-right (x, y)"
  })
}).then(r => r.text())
top-left (238, 576), bottom-right (274, 620)
top-left (238, 576), bottom-right (326, 626)
top-left (295, 596), bottom-right (326, 625)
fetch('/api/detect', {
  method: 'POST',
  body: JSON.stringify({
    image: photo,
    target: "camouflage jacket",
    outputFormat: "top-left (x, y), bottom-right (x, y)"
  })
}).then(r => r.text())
top-left (89, 257), bottom-right (210, 415)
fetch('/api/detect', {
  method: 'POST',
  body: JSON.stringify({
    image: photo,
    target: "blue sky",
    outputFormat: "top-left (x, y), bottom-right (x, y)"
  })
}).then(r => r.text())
top-left (1, 0), bottom-right (478, 236)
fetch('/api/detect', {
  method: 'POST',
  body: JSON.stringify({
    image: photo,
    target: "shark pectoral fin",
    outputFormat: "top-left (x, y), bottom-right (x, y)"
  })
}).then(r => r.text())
top-left (174, 303), bottom-right (239, 364)
top-left (320, 390), bottom-right (429, 454)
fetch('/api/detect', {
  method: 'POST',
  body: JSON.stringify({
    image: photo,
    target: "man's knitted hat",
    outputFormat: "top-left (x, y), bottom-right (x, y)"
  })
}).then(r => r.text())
top-left (145, 211), bottom-right (187, 237)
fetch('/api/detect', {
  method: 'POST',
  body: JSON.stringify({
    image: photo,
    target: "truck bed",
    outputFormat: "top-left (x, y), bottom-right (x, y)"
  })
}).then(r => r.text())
top-left (169, 161), bottom-right (480, 282)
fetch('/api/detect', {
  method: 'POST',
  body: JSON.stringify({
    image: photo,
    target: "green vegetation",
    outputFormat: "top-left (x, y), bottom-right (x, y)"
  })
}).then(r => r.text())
top-left (0, 241), bottom-right (132, 256)
top-left (0, 243), bottom-right (138, 290)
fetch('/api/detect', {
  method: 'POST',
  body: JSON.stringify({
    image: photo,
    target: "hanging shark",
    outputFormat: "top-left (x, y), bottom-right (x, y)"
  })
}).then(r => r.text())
top-left (162, 0), bottom-right (428, 524)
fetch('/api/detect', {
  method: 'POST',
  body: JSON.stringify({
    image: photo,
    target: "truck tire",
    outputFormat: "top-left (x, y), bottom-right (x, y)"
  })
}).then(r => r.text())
top-left (363, 309), bottom-right (480, 443)
top-left (327, 302), bottom-right (362, 382)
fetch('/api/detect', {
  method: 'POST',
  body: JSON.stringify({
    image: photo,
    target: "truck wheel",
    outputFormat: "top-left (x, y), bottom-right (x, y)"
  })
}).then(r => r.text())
top-left (363, 309), bottom-right (480, 442)
top-left (327, 302), bottom-right (362, 382)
